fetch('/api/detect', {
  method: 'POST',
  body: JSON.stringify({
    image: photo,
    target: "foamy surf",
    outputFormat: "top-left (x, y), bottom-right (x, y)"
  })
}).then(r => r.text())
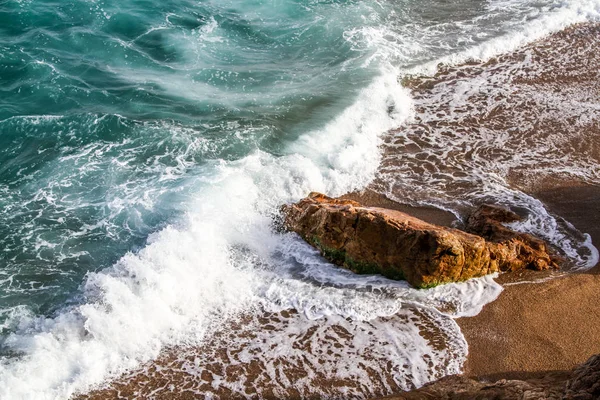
top-left (3, 70), bottom-right (494, 400)
top-left (1, 0), bottom-right (600, 398)
top-left (401, 0), bottom-right (600, 75)
top-left (373, 1), bottom-right (600, 273)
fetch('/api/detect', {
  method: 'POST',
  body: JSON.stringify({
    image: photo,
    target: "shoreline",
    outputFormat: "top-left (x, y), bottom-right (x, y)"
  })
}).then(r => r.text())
top-left (458, 182), bottom-right (600, 380)
top-left (349, 182), bottom-right (600, 385)
top-left (374, 182), bottom-right (600, 399)
top-left (373, 21), bottom-right (600, 394)
top-left (80, 22), bottom-right (600, 399)
top-left (368, 21), bottom-right (600, 397)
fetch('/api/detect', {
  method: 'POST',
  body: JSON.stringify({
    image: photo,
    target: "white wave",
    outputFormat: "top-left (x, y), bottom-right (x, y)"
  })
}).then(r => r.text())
top-left (410, 0), bottom-right (600, 74)
top-left (3, 70), bottom-right (491, 400)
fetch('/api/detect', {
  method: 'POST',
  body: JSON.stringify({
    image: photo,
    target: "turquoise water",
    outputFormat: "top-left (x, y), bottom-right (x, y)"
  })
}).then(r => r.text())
top-left (0, 0), bottom-right (384, 320)
top-left (0, 0), bottom-right (544, 331)
top-left (0, 0), bottom-right (568, 323)
top-left (1, 0), bottom-right (598, 398)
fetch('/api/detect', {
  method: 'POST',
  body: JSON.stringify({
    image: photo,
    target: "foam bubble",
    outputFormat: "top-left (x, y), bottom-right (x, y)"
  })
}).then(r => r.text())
top-left (372, 16), bottom-right (600, 270)
top-left (409, 0), bottom-right (600, 74)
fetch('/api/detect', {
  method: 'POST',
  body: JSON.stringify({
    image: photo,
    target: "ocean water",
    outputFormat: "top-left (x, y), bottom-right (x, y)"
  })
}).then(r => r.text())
top-left (0, 0), bottom-right (599, 398)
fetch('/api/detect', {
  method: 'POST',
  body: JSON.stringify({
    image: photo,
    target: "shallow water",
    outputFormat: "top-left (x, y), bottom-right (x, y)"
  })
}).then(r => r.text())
top-left (0, 0), bottom-right (599, 398)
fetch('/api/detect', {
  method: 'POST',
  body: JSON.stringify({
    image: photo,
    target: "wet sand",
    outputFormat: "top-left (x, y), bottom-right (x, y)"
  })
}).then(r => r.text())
top-left (365, 21), bottom-right (600, 394)
top-left (458, 182), bottom-right (600, 380)
top-left (367, 22), bottom-right (600, 382)
top-left (347, 183), bottom-right (600, 384)
top-left (345, 183), bottom-right (600, 383)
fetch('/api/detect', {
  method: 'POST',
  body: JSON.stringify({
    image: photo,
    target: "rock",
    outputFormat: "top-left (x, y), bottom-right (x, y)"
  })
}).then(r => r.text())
top-left (565, 354), bottom-right (600, 400)
top-left (379, 373), bottom-right (568, 400)
top-left (282, 193), bottom-right (557, 288)
top-left (466, 204), bottom-right (559, 271)
top-left (379, 353), bottom-right (600, 400)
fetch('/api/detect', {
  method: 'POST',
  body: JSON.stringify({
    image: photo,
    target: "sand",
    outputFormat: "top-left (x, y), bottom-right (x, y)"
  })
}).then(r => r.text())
top-left (458, 182), bottom-right (600, 380)
top-left (366, 22), bottom-right (600, 382)
top-left (347, 183), bottom-right (600, 382)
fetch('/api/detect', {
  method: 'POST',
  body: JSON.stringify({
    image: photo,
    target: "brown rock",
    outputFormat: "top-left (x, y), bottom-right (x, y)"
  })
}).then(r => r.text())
top-left (378, 353), bottom-right (600, 400)
top-left (565, 354), bottom-right (600, 400)
top-left (378, 374), bottom-right (566, 400)
top-left (282, 193), bottom-right (557, 288)
top-left (466, 204), bottom-right (559, 272)
top-left (282, 193), bottom-right (495, 288)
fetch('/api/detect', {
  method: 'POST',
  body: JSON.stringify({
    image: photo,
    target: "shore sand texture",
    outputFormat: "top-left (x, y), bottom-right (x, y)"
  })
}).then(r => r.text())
top-left (350, 185), bottom-right (600, 380)
top-left (459, 183), bottom-right (600, 380)
top-left (374, 22), bottom-right (600, 381)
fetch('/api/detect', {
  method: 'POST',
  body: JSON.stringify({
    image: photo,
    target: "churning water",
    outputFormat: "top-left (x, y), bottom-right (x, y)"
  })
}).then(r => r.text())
top-left (0, 0), bottom-right (599, 398)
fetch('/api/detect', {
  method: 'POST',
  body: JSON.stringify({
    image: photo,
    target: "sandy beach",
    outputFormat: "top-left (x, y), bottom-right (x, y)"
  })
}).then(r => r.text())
top-left (358, 22), bottom-right (600, 397)
top-left (348, 184), bottom-right (600, 387)
top-left (378, 22), bottom-right (600, 386)
top-left (376, 22), bottom-right (600, 391)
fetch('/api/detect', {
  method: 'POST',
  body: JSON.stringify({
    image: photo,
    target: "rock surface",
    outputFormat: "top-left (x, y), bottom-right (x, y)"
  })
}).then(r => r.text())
top-left (282, 193), bottom-right (557, 288)
top-left (565, 354), bottom-right (600, 400)
top-left (379, 353), bottom-right (600, 400)
top-left (381, 374), bottom-right (566, 400)
top-left (466, 204), bottom-right (558, 272)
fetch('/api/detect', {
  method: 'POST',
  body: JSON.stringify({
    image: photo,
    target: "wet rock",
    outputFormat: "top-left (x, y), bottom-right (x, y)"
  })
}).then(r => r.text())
top-left (381, 373), bottom-right (567, 400)
top-left (382, 353), bottom-right (600, 400)
top-left (565, 354), bottom-right (600, 400)
top-left (282, 193), bottom-right (557, 288)
top-left (466, 204), bottom-right (559, 272)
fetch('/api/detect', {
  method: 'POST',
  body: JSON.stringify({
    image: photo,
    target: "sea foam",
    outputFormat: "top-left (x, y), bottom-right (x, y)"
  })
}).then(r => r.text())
top-left (0, 70), bottom-right (497, 399)
top-left (2, 0), bottom-right (599, 397)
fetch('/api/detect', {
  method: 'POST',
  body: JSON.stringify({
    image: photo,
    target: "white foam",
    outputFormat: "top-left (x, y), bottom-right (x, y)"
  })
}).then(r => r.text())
top-left (409, 0), bottom-right (600, 75)
top-left (370, 0), bottom-right (600, 270)
top-left (164, 307), bottom-right (469, 397)
top-left (582, 234), bottom-right (600, 269)
top-left (1, 70), bottom-right (459, 399)
top-left (505, 194), bottom-right (599, 270)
